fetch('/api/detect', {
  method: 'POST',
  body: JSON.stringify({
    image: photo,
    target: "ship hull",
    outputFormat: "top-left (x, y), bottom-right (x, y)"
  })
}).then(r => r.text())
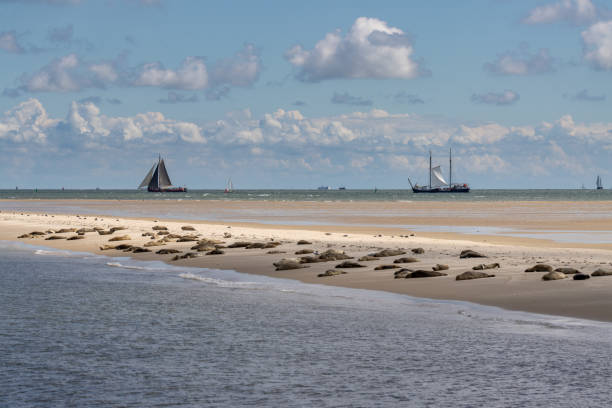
top-left (412, 187), bottom-right (470, 193)
top-left (148, 187), bottom-right (187, 193)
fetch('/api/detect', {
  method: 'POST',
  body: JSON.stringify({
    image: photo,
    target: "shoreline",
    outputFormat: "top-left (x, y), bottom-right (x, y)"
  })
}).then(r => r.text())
top-left (3, 208), bottom-right (612, 323)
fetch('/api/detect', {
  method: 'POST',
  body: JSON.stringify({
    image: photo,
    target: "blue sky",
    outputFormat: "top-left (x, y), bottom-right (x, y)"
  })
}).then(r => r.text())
top-left (1, 0), bottom-right (612, 189)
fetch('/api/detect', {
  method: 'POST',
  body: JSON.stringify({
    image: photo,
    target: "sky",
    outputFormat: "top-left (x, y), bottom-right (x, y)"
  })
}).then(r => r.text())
top-left (1, 0), bottom-right (612, 189)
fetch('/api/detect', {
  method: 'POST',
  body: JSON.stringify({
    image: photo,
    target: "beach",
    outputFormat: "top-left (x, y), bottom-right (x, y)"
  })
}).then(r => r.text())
top-left (3, 198), bottom-right (612, 322)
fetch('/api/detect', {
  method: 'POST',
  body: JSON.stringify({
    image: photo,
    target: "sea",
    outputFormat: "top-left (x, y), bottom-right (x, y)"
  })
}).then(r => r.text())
top-left (1, 188), bottom-right (612, 202)
top-left (2, 241), bottom-right (612, 407)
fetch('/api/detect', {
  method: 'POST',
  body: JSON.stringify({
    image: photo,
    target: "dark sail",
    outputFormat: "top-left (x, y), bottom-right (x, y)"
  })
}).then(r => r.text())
top-left (138, 164), bottom-right (156, 189)
top-left (158, 159), bottom-right (172, 188)
top-left (149, 166), bottom-right (160, 190)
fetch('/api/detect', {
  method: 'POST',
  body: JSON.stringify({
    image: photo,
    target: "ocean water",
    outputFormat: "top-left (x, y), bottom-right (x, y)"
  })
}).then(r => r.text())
top-left (2, 242), bottom-right (612, 407)
top-left (2, 188), bottom-right (612, 202)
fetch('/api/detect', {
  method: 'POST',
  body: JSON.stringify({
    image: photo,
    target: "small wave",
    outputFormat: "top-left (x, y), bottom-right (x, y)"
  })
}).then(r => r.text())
top-left (34, 249), bottom-right (87, 258)
top-left (106, 262), bottom-right (147, 270)
top-left (179, 273), bottom-right (259, 288)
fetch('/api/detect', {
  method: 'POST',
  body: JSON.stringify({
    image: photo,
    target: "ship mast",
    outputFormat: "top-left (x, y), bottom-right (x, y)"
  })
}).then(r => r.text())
top-left (429, 150), bottom-right (432, 189)
top-left (449, 148), bottom-right (452, 187)
top-left (157, 153), bottom-right (161, 189)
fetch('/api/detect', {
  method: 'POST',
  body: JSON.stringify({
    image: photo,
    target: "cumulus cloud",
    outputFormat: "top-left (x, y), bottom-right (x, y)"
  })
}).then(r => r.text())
top-left (285, 17), bottom-right (425, 81)
top-left (523, 0), bottom-right (599, 25)
top-left (331, 91), bottom-right (373, 106)
top-left (484, 46), bottom-right (555, 75)
top-left (134, 56), bottom-right (208, 90)
top-left (8, 44), bottom-right (263, 96)
top-left (22, 53), bottom-right (85, 92)
top-left (0, 99), bottom-right (57, 143)
top-left (582, 20), bottom-right (612, 69)
top-left (565, 89), bottom-right (606, 101)
top-left (471, 90), bottom-right (520, 106)
top-left (4, 99), bottom-right (612, 187)
top-left (0, 98), bottom-right (204, 150)
top-left (158, 91), bottom-right (199, 104)
top-left (209, 43), bottom-right (261, 87)
top-left (0, 30), bottom-right (23, 53)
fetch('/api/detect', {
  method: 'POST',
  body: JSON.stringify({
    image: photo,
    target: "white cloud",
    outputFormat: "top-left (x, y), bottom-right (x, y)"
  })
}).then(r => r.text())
top-left (134, 56), bottom-right (208, 90)
top-left (9, 45), bottom-right (263, 96)
top-left (471, 90), bottom-right (520, 106)
top-left (484, 46), bottom-right (554, 75)
top-left (0, 99), bottom-right (57, 143)
top-left (24, 54), bottom-right (83, 92)
top-left (523, 0), bottom-right (598, 25)
top-left (89, 63), bottom-right (118, 83)
top-left (0, 30), bottom-right (23, 53)
top-left (4, 100), bottom-right (612, 187)
top-left (285, 17), bottom-right (424, 81)
top-left (582, 20), bottom-right (612, 70)
top-left (209, 43), bottom-right (261, 87)
top-left (465, 154), bottom-right (507, 173)
top-left (453, 123), bottom-right (510, 144)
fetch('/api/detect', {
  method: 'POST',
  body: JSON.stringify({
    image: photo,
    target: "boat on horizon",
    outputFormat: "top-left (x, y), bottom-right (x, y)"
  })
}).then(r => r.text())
top-left (317, 186), bottom-right (330, 190)
top-left (224, 178), bottom-right (233, 193)
top-left (138, 155), bottom-right (187, 193)
top-left (408, 149), bottom-right (470, 193)
top-left (596, 175), bottom-right (603, 190)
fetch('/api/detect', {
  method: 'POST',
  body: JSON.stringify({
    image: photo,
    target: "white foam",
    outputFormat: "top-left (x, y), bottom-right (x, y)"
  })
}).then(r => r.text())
top-left (178, 273), bottom-right (259, 288)
top-left (106, 262), bottom-right (147, 270)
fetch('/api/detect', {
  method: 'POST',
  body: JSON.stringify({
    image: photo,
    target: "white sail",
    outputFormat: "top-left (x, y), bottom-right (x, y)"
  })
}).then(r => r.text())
top-left (430, 166), bottom-right (448, 187)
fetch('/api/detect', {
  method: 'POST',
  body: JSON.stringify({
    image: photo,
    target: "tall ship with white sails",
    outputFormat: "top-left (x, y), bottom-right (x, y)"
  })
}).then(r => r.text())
top-left (408, 149), bottom-right (470, 193)
top-left (138, 155), bottom-right (187, 193)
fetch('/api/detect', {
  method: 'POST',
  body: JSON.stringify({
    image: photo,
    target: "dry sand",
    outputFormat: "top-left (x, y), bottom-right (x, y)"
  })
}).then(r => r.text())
top-left (3, 201), bottom-right (612, 322)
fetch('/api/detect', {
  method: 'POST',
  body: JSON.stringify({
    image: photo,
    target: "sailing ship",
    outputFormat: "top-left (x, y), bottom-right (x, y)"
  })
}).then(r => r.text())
top-left (596, 175), bottom-right (603, 190)
top-left (224, 178), bottom-right (233, 193)
top-left (138, 155), bottom-right (187, 193)
top-left (408, 149), bottom-right (470, 193)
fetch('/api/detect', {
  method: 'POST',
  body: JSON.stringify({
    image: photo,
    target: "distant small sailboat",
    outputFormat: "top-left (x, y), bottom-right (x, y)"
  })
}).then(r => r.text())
top-left (224, 178), bottom-right (233, 193)
top-left (139, 155), bottom-right (187, 193)
top-left (596, 175), bottom-right (603, 190)
top-left (338, 186), bottom-right (346, 190)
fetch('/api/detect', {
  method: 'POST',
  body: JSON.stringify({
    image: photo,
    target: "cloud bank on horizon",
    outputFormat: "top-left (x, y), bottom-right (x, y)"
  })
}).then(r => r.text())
top-left (1, 0), bottom-right (612, 188)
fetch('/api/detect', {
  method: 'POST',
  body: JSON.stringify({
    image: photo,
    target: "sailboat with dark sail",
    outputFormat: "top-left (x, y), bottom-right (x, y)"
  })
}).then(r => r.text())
top-left (138, 155), bottom-right (187, 193)
top-left (408, 149), bottom-right (470, 193)
top-left (596, 175), bottom-right (603, 190)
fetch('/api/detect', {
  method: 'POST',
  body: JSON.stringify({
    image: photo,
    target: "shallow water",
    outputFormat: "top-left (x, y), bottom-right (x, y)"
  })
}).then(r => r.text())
top-left (2, 188), bottom-right (612, 202)
top-left (2, 242), bottom-right (612, 407)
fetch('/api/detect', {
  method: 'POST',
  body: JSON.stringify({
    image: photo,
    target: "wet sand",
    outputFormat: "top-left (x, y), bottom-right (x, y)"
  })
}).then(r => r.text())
top-left (3, 200), bottom-right (612, 322)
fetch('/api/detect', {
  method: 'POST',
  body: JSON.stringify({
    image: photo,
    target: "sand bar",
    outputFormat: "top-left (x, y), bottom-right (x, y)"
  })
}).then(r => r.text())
top-left (3, 199), bottom-right (612, 322)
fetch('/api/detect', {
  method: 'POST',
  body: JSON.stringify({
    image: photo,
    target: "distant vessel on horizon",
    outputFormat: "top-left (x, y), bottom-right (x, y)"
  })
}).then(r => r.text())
top-left (338, 186), bottom-right (346, 190)
top-left (317, 186), bottom-right (330, 190)
top-left (596, 175), bottom-right (603, 190)
top-left (408, 149), bottom-right (470, 193)
top-left (138, 155), bottom-right (187, 193)
top-left (224, 178), bottom-right (233, 193)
